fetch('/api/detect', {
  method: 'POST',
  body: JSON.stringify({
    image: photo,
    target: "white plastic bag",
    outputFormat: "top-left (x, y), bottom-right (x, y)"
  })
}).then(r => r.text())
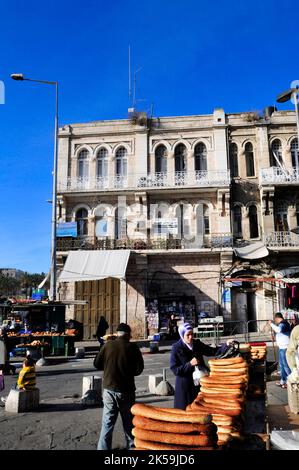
top-left (193, 366), bottom-right (208, 386)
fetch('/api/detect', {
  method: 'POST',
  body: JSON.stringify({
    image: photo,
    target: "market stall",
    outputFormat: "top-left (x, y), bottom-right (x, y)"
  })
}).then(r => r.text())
top-left (2, 302), bottom-right (76, 357)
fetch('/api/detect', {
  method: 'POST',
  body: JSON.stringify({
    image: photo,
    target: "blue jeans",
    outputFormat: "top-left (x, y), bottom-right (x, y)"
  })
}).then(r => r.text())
top-left (279, 348), bottom-right (291, 384)
top-left (97, 389), bottom-right (135, 450)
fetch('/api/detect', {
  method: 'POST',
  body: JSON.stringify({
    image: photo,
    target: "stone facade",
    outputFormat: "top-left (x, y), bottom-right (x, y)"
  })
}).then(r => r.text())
top-left (56, 107), bottom-right (299, 338)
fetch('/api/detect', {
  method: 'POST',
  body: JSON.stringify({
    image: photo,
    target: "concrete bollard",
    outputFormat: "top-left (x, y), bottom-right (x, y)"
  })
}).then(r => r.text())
top-left (149, 341), bottom-right (159, 353)
top-left (148, 374), bottom-right (163, 394)
top-left (5, 388), bottom-right (40, 413)
top-left (75, 347), bottom-right (85, 359)
top-left (81, 375), bottom-right (102, 406)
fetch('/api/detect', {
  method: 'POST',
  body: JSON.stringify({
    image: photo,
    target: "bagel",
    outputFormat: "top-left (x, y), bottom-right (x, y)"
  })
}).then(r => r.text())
top-left (201, 375), bottom-right (247, 383)
top-left (190, 402), bottom-right (242, 417)
top-left (134, 438), bottom-right (217, 451)
top-left (132, 416), bottom-right (217, 435)
top-left (132, 428), bottom-right (217, 447)
top-left (209, 362), bottom-right (247, 370)
top-left (208, 357), bottom-right (245, 366)
top-left (200, 387), bottom-right (243, 397)
top-left (131, 403), bottom-right (212, 424)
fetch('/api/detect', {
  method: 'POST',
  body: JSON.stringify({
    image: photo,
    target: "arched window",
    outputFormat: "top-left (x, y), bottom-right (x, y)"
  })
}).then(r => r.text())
top-left (229, 143), bottom-right (238, 177)
top-left (249, 205), bottom-right (259, 239)
top-left (194, 143), bottom-right (207, 172)
top-left (115, 147), bottom-right (127, 176)
top-left (155, 145), bottom-right (167, 173)
top-left (115, 206), bottom-right (127, 239)
top-left (97, 148), bottom-right (108, 178)
top-left (95, 207), bottom-right (108, 238)
top-left (174, 144), bottom-right (187, 172)
top-left (275, 201), bottom-right (289, 231)
top-left (271, 139), bottom-right (283, 167)
top-left (196, 204), bottom-right (210, 235)
top-left (233, 206), bottom-right (242, 238)
top-left (245, 142), bottom-right (255, 177)
top-left (78, 149), bottom-right (89, 178)
top-left (76, 208), bottom-right (88, 236)
top-left (291, 139), bottom-right (299, 169)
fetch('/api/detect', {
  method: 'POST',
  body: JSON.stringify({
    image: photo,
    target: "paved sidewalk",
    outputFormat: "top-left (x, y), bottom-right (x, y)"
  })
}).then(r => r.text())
top-left (267, 379), bottom-right (299, 433)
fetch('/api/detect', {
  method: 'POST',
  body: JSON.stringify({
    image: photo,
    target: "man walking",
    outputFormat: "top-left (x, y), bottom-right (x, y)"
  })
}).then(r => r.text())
top-left (269, 313), bottom-right (292, 389)
top-left (97, 323), bottom-right (144, 450)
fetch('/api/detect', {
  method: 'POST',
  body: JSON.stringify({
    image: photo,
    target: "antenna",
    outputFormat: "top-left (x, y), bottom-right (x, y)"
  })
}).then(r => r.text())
top-left (128, 45), bottom-right (132, 104)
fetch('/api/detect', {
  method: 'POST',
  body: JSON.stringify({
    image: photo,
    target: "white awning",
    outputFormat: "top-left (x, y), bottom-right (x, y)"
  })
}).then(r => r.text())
top-left (234, 241), bottom-right (269, 260)
top-left (281, 278), bottom-right (299, 284)
top-left (58, 250), bottom-right (130, 282)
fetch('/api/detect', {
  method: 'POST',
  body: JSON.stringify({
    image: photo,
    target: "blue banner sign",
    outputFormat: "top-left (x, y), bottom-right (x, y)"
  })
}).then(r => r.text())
top-left (57, 222), bottom-right (77, 237)
top-left (32, 289), bottom-right (46, 301)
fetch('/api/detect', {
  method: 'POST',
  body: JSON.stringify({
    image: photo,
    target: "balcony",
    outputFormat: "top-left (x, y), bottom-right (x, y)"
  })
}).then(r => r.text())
top-left (260, 167), bottom-right (299, 185)
top-left (57, 233), bottom-right (233, 252)
top-left (58, 170), bottom-right (230, 192)
top-left (264, 231), bottom-right (299, 247)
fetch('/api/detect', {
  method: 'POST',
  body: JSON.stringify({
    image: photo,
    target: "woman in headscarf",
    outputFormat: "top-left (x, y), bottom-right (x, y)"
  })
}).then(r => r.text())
top-left (170, 323), bottom-right (230, 409)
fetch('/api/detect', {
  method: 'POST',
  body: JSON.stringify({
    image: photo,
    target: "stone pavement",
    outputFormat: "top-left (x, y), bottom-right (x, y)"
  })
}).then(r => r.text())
top-left (0, 349), bottom-right (175, 450)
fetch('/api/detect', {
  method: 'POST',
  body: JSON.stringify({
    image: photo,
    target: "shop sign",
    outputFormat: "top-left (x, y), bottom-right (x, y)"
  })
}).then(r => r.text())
top-left (153, 219), bottom-right (178, 235)
top-left (57, 222), bottom-right (77, 237)
top-left (32, 289), bottom-right (46, 300)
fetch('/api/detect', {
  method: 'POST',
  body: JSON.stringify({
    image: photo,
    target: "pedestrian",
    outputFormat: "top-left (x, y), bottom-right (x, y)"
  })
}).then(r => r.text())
top-left (286, 324), bottom-right (299, 373)
top-left (168, 314), bottom-right (178, 339)
top-left (96, 323), bottom-right (144, 450)
top-left (95, 316), bottom-right (109, 346)
top-left (0, 355), bottom-right (36, 407)
top-left (269, 313), bottom-right (292, 389)
top-left (170, 322), bottom-right (233, 410)
top-left (0, 328), bottom-right (16, 375)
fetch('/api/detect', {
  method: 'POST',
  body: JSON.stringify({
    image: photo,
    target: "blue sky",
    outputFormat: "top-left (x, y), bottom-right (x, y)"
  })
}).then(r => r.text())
top-left (0, 0), bottom-right (297, 273)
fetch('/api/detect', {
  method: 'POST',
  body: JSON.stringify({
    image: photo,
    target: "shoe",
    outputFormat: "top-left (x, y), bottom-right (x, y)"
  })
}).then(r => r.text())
top-left (281, 384), bottom-right (287, 389)
top-left (275, 382), bottom-right (283, 387)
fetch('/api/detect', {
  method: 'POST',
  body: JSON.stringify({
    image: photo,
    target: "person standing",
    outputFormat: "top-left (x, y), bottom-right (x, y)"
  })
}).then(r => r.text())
top-left (95, 316), bottom-right (109, 345)
top-left (97, 323), bottom-right (144, 450)
top-left (269, 313), bottom-right (292, 389)
top-left (170, 322), bottom-right (232, 409)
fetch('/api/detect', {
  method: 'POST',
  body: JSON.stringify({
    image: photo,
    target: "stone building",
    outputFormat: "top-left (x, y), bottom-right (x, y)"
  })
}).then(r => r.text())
top-left (56, 107), bottom-right (299, 339)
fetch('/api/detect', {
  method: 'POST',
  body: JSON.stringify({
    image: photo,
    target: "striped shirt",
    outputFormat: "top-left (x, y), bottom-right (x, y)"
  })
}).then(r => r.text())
top-left (17, 366), bottom-right (36, 390)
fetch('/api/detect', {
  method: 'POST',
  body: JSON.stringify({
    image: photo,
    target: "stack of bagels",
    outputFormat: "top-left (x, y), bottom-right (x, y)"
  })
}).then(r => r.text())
top-left (249, 343), bottom-right (267, 361)
top-left (186, 356), bottom-right (248, 446)
top-left (131, 403), bottom-right (218, 450)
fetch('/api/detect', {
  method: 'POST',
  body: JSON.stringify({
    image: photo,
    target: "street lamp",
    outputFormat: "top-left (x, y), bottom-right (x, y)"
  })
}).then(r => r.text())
top-left (11, 73), bottom-right (59, 302)
top-left (276, 86), bottom-right (299, 145)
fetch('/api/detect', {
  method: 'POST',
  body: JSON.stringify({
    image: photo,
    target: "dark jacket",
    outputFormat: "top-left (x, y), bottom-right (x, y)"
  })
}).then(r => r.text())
top-left (96, 336), bottom-right (144, 393)
top-left (96, 317), bottom-right (109, 340)
top-left (170, 338), bottom-right (218, 410)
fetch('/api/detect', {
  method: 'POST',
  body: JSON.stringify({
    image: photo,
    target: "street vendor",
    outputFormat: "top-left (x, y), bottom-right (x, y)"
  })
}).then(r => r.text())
top-left (170, 322), bottom-right (232, 409)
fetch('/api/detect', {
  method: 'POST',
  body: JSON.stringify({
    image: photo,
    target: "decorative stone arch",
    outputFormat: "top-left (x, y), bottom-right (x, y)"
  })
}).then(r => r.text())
top-left (245, 200), bottom-right (259, 210)
top-left (93, 203), bottom-right (114, 218)
top-left (112, 143), bottom-right (131, 159)
top-left (169, 201), bottom-right (192, 218)
top-left (172, 140), bottom-right (192, 152)
top-left (193, 200), bottom-right (214, 213)
top-left (73, 144), bottom-right (93, 160)
top-left (92, 143), bottom-right (112, 161)
top-left (71, 203), bottom-right (92, 220)
top-left (191, 138), bottom-right (212, 152)
top-left (152, 140), bottom-right (172, 155)
top-left (240, 139), bottom-right (256, 154)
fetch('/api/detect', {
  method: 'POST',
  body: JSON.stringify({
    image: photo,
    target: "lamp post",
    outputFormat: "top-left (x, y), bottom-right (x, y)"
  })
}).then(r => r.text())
top-left (277, 86), bottom-right (299, 146)
top-left (11, 73), bottom-right (59, 302)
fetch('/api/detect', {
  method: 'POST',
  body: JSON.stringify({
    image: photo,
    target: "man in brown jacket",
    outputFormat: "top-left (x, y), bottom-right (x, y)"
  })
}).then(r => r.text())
top-left (97, 323), bottom-right (144, 450)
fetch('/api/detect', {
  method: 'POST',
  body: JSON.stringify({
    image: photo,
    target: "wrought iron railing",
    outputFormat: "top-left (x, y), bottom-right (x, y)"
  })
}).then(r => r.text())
top-left (264, 231), bottom-right (299, 247)
top-left (58, 170), bottom-right (230, 192)
top-left (57, 233), bottom-right (233, 252)
top-left (260, 166), bottom-right (299, 184)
